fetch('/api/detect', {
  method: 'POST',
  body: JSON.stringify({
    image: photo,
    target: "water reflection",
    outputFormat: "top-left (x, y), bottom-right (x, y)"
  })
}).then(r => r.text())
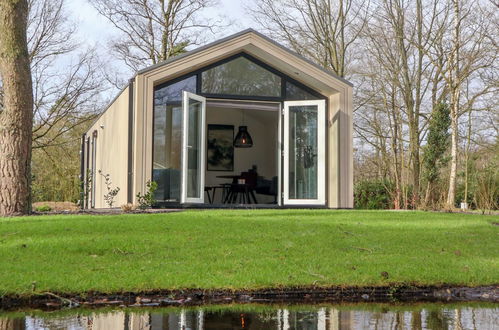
top-left (1, 304), bottom-right (497, 329)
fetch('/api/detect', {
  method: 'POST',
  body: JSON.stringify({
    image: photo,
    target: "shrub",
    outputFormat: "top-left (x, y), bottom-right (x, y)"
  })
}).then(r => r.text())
top-left (35, 205), bottom-right (52, 212)
top-left (98, 171), bottom-right (120, 208)
top-left (456, 150), bottom-right (498, 212)
top-left (473, 164), bottom-right (498, 213)
top-left (120, 203), bottom-right (136, 213)
top-left (354, 180), bottom-right (394, 209)
top-left (136, 180), bottom-right (158, 209)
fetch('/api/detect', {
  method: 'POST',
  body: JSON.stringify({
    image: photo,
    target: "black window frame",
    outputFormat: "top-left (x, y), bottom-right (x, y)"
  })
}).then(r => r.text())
top-left (153, 52), bottom-right (326, 102)
top-left (199, 53), bottom-right (282, 99)
top-left (152, 52), bottom-right (329, 207)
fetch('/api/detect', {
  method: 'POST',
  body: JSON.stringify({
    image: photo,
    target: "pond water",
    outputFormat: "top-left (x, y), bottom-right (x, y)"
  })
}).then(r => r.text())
top-left (0, 303), bottom-right (497, 330)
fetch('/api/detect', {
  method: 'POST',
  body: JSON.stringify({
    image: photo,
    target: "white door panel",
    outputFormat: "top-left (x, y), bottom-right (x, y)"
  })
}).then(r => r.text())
top-left (181, 92), bottom-right (206, 204)
top-left (283, 100), bottom-right (326, 205)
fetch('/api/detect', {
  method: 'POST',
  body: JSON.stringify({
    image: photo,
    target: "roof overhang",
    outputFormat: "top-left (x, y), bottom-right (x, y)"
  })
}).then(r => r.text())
top-left (136, 29), bottom-right (352, 96)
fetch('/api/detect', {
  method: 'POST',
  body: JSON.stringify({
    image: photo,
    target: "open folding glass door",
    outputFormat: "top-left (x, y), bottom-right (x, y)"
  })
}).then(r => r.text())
top-left (283, 100), bottom-right (326, 205)
top-left (181, 92), bottom-right (206, 204)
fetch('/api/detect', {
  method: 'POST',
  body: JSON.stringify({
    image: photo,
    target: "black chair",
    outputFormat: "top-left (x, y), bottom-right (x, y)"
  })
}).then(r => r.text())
top-left (204, 186), bottom-right (215, 204)
top-left (205, 184), bottom-right (231, 204)
top-left (224, 172), bottom-right (258, 204)
top-left (255, 176), bottom-right (278, 203)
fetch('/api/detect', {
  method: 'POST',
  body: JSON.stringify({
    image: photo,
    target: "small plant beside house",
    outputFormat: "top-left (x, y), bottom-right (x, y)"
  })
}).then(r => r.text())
top-left (121, 203), bottom-right (136, 213)
top-left (136, 180), bottom-right (158, 209)
top-left (98, 170), bottom-right (120, 208)
top-left (81, 168), bottom-right (93, 208)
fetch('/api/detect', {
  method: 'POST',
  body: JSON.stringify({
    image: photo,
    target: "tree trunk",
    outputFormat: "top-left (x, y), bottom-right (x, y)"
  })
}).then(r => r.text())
top-left (0, 0), bottom-right (33, 216)
top-left (409, 125), bottom-right (421, 208)
top-left (447, 100), bottom-right (458, 208)
top-left (447, 0), bottom-right (461, 209)
top-left (463, 109), bottom-right (472, 205)
top-left (388, 0), bottom-right (421, 209)
top-left (0, 317), bottom-right (26, 329)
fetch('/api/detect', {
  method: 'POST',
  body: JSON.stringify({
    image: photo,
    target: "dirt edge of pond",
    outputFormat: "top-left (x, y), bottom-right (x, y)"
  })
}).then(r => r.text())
top-left (1, 285), bottom-right (497, 311)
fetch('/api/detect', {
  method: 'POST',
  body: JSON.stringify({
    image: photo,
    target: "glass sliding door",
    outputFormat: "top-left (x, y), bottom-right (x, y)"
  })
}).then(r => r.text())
top-left (181, 92), bottom-right (206, 203)
top-left (153, 75), bottom-right (196, 202)
top-left (283, 100), bottom-right (326, 205)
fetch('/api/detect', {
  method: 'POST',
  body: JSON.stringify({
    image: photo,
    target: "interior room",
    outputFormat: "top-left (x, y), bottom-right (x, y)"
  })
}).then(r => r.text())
top-left (203, 100), bottom-right (279, 205)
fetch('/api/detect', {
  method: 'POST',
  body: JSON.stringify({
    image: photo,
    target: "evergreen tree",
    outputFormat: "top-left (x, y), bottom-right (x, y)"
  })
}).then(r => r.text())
top-left (422, 102), bottom-right (451, 207)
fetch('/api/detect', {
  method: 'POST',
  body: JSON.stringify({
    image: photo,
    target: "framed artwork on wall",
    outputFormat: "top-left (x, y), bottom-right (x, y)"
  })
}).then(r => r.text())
top-left (207, 124), bottom-right (234, 171)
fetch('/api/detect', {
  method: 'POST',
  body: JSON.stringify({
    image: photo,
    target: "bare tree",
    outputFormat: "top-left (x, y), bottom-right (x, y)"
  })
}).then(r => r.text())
top-left (445, 0), bottom-right (462, 208)
top-left (417, 0), bottom-right (498, 208)
top-left (24, 0), bottom-right (107, 204)
top-left (251, 0), bottom-right (370, 78)
top-left (0, 0), bottom-right (34, 216)
top-left (27, 0), bottom-right (76, 68)
top-left (355, 0), bottom-right (441, 208)
top-left (28, 0), bottom-right (105, 150)
top-left (31, 50), bottom-right (103, 149)
top-left (89, 0), bottom-right (223, 72)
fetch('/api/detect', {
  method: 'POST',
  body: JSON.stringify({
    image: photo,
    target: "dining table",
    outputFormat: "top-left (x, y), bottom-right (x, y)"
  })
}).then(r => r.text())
top-left (215, 174), bottom-right (258, 204)
top-left (204, 175), bottom-right (241, 204)
top-left (215, 174), bottom-right (242, 183)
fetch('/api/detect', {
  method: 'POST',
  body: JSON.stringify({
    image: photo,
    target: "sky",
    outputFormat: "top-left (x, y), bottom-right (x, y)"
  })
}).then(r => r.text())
top-left (64, 0), bottom-right (257, 99)
top-left (69, 0), bottom-right (256, 50)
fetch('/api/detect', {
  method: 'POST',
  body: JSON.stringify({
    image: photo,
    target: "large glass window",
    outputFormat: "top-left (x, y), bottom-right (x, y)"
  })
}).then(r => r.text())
top-left (185, 97), bottom-right (203, 199)
top-left (201, 56), bottom-right (281, 97)
top-left (285, 81), bottom-right (319, 100)
top-left (288, 105), bottom-right (319, 199)
top-left (153, 76), bottom-right (196, 202)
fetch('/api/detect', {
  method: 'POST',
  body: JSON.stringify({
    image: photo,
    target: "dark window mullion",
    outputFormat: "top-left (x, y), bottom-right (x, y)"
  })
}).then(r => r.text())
top-left (281, 77), bottom-right (286, 99)
top-left (196, 72), bottom-right (202, 94)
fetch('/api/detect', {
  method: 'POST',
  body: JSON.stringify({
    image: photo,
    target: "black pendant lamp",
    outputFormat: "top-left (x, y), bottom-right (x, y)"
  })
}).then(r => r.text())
top-left (234, 110), bottom-right (253, 148)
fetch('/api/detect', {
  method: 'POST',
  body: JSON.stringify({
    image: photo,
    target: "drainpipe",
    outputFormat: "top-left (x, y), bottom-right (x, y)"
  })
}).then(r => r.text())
top-left (79, 133), bottom-right (86, 209)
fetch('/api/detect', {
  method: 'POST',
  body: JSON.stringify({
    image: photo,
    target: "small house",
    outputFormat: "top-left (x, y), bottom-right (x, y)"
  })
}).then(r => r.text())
top-left (81, 29), bottom-right (353, 208)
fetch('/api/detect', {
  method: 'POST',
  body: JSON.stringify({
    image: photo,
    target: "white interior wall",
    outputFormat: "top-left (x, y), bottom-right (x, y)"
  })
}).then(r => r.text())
top-left (205, 106), bottom-right (279, 203)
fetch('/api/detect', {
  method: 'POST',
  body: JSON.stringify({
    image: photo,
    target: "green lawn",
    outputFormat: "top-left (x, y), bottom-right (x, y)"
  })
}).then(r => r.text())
top-left (0, 210), bottom-right (497, 295)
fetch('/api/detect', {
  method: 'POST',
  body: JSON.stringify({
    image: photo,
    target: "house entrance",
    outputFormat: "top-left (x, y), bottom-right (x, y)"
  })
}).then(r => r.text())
top-left (151, 52), bottom-right (327, 207)
top-left (178, 92), bottom-right (325, 206)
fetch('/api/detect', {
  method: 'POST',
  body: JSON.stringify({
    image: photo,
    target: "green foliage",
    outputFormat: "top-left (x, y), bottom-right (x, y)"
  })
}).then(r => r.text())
top-left (0, 210), bottom-right (497, 294)
top-left (456, 149), bottom-right (499, 212)
top-left (169, 41), bottom-right (189, 58)
top-left (82, 168), bottom-right (93, 208)
top-left (354, 180), bottom-right (394, 209)
top-left (136, 180), bottom-right (158, 209)
top-left (98, 171), bottom-right (120, 208)
top-left (35, 205), bottom-right (52, 212)
top-left (422, 102), bottom-right (451, 185)
top-left (31, 144), bottom-right (82, 203)
top-left (473, 163), bottom-right (498, 212)
top-left (31, 113), bottom-right (96, 204)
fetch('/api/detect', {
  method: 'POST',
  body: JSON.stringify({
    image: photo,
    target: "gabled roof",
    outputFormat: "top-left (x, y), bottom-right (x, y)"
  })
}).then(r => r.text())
top-left (136, 28), bottom-right (353, 87)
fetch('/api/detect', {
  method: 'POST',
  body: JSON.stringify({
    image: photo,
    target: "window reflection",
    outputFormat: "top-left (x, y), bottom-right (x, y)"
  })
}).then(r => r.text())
top-left (289, 105), bottom-right (318, 199)
top-left (285, 81), bottom-right (319, 100)
top-left (201, 56), bottom-right (281, 97)
top-left (153, 76), bottom-right (196, 202)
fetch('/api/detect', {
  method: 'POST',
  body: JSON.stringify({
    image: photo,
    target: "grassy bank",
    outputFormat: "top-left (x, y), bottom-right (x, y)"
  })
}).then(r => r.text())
top-left (0, 210), bottom-right (497, 295)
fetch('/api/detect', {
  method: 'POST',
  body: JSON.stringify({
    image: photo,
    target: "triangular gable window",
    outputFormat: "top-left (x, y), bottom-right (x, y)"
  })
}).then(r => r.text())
top-left (201, 55), bottom-right (282, 97)
top-left (285, 81), bottom-right (319, 100)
